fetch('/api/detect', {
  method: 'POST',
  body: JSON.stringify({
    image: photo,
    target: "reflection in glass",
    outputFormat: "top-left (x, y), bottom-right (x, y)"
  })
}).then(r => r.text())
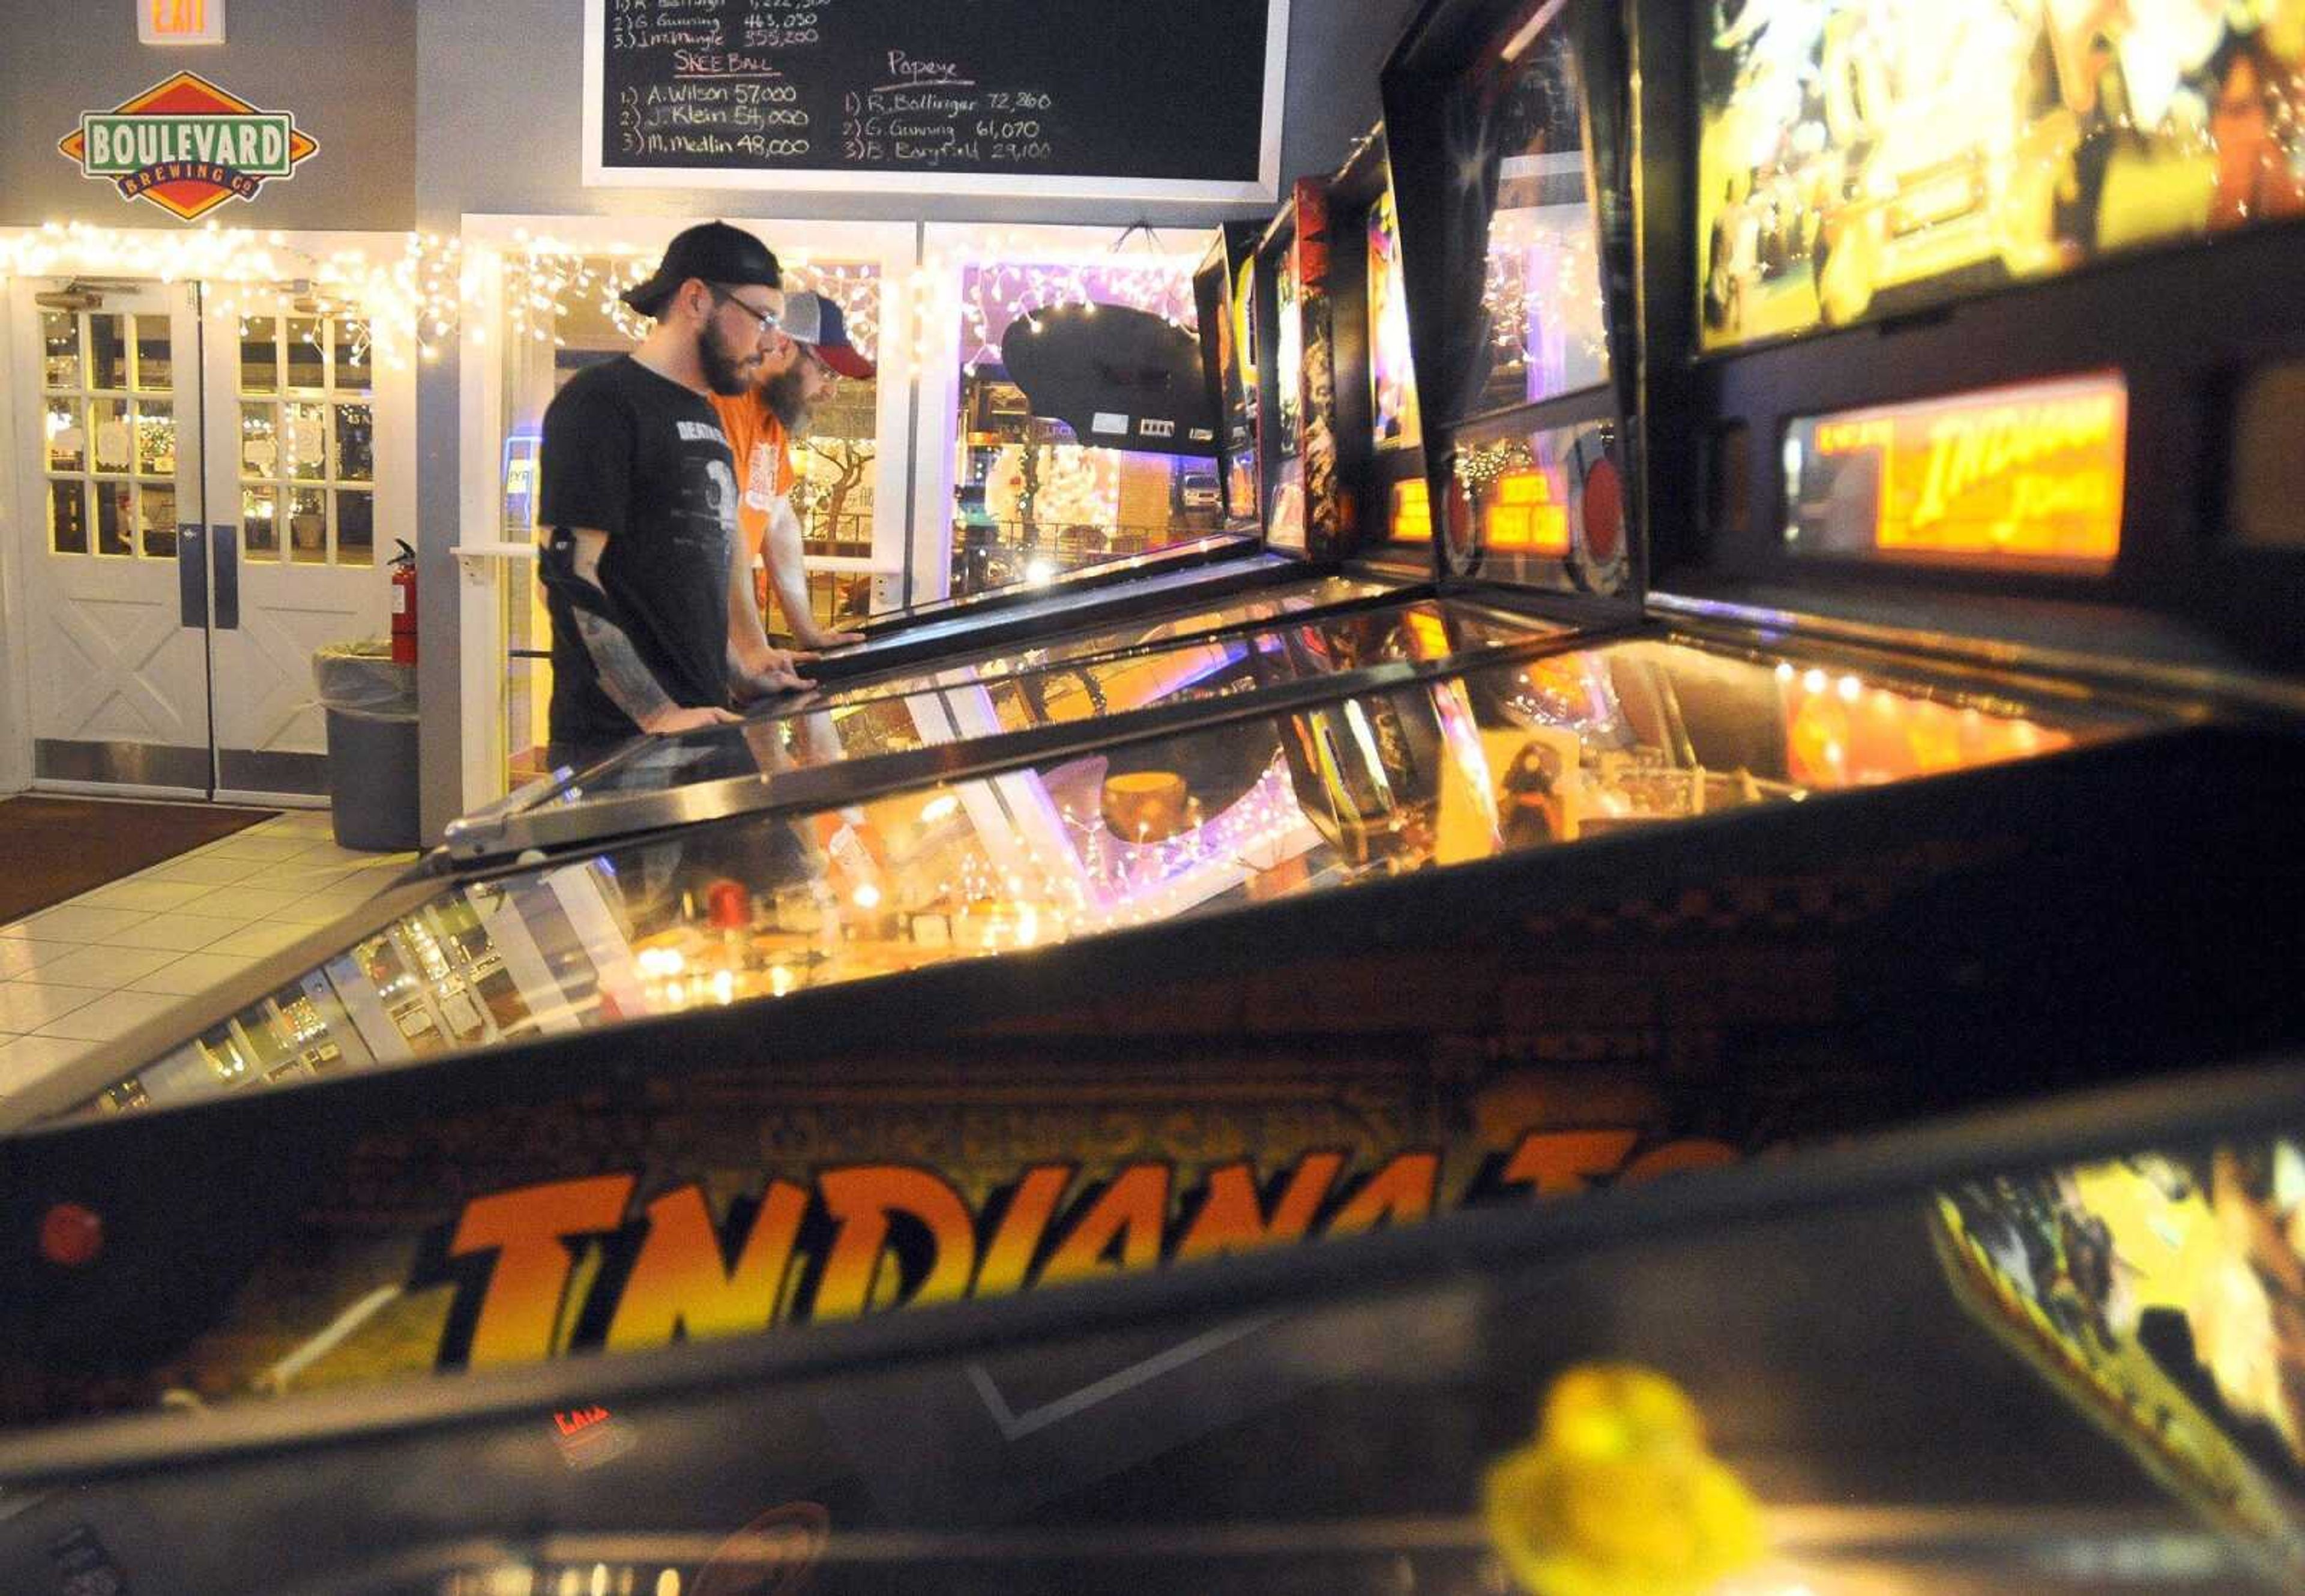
top-left (41, 312), bottom-right (79, 390)
top-left (44, 398), bottom-right (84, 472)
top-left (289, 487), bottom-right (328, 564)
top-left (134, 400), bottom-right (176, 477)
top-left (241, 402), bottom-right (279, 477)
top-left (240, 317), bottom-right (279, 394)
top-left (286, 316), bottom-right (325, 390)
top-left (336, 403), bottom-right (374, 482)
top-left (139, 484), bottom-right (178, 559)
top-left (86, 314), bottom-right (126, 390)
top-left (88, 399), bottom-right (130, 473)
top-left (75, 636), bottom-right (2140, 1121)
top-left (1435, 7), bottom-right (1610, 420)
top-left (49, 483), bottom-right (88, 555)
top-left (338, 492), bottom-right (375, 567)
top-left (132, 315), bottom-right (172, 391)
top-left (243, 486), bottom-right (280, 560)
top-left (334, 319), bottom-right (372, 391)
top-left (283, 402), bottom-right (327, 481)
top-left (95, 481), bottom-right (131, 556)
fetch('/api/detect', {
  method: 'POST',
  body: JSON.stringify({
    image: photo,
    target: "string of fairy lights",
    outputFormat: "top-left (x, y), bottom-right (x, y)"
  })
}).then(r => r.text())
top-left (0, 223), bottom-right (1207, 378)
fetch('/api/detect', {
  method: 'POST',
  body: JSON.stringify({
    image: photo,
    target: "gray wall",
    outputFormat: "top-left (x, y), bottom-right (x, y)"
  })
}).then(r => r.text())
top-left (0, 0), bottom-right (417, 229)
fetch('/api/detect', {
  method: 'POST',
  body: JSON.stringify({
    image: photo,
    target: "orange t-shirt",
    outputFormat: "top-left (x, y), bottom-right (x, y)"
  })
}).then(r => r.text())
top-left (705, 391), bottom-right (797, 557)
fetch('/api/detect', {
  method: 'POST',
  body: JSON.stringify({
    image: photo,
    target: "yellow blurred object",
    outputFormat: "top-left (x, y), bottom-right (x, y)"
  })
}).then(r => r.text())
top-left (1483, 1364), bottom-right (1764, 1596)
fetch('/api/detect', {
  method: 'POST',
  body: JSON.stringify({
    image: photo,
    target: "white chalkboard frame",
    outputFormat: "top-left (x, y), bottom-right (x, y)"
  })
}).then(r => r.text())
top-left (580, 0), bottom-right (1291, 202)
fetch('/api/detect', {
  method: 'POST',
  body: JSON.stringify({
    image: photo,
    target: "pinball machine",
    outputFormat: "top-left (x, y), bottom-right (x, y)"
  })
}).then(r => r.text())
top-left (2, 0), bottom-right (2304, 1585)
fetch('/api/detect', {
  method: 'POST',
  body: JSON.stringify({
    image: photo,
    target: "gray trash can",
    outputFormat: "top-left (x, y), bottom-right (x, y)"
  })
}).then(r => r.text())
top-left (313, 640), bottom-right (419, 851)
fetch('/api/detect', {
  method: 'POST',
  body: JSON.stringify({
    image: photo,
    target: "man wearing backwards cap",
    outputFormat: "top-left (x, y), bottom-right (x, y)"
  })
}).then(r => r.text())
top-left (535, 221), bottom-right (812, 772)
top-left (708, 288), bottom-right (877, 650)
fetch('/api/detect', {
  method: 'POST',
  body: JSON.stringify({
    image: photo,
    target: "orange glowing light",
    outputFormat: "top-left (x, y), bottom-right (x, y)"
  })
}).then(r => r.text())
top-left (1391, 477), bottom-right (1433, 543)
top-left (1485, 469), bottom-right (1572, 554)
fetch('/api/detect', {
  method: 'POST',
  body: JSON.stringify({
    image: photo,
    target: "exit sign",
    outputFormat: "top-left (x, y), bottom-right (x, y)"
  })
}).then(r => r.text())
top-left (139, 0), bottom-right (225, 44)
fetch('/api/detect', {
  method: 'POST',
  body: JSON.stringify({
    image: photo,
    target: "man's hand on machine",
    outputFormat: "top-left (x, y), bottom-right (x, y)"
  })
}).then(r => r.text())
top-left (794, 625), bottom-right (866, 649)
top-left (731, 647), bottom-right (814, 700)
top-left (642, 704), bottom-right (744, 735)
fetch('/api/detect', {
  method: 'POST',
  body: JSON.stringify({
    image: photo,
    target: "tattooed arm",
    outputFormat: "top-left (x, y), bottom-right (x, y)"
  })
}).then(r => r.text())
top-left (550, 527), bottom-right (738, 735)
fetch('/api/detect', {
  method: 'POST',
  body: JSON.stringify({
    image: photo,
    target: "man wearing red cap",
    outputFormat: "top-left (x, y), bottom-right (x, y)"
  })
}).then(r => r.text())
top-left (536, 222), bottom-right (812, 772)
top-left (709, 288), bottom-right (877, 650)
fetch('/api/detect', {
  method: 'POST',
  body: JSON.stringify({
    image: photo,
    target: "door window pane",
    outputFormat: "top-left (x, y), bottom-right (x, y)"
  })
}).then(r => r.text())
top-left (135, 401), bottom-right (176, 476)
top-left (45, 398), bottom-right (85, 471)
top-left (335, 403), bottom-right (374, 482)
top-left (88, 315), bottom-right (127, 390)
top-left (241, 403), bottom-right (280, 477)
top-left (337, 490), bottom-right (375, 566)
top-left (241, 318), bottom-right (279, 394)
top-left (43, 312), bottom-right (79, 389)
top-left (139, 484), bottom-right (178, 558)
top-left (132, 316), bottom-right (173, 392)
top-left (244, 487), bottom-right (280, 561)
top-left (283, 402), bottom-right (327, 480)
top-left (95, 482), bottom-right (132, 556)
top-left (89, 399), bottom-right (131, 474)
top-left (286, 317), bottom-right (325, 390)
top-left (288, 487), bottom-right (328, 564)
top-left (333, 319), bottom-right (372, 393)
top-left (50, 483), bottom-right (89, 555)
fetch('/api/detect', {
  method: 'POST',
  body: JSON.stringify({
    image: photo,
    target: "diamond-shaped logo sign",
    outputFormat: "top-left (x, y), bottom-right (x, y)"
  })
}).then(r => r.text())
top-left (59, 73), bottom-right (316, 221)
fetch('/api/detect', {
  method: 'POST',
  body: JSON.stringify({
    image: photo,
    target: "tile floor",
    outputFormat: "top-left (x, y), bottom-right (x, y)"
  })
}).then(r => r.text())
top-left (0, 809), bottom-right (416, 1103)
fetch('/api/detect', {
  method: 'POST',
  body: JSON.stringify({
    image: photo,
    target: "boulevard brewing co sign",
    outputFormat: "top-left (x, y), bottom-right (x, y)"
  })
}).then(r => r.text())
top-left (58, 72), bottom-right (316, 220)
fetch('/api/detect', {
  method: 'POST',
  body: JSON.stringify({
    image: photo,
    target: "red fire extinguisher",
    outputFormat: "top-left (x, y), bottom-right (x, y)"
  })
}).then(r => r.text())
top-left (390, 540), bottom-right (418, 665)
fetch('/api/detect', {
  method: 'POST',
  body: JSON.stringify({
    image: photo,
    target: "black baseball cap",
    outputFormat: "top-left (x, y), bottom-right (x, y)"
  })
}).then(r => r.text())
top-left (621, 222), bottom-right (782, 318)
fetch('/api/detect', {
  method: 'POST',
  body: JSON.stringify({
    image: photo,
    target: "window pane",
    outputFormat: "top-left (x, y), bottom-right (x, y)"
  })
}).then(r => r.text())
top-left (288, 487), bottom-right (328, 564)
top-left (337, 490), bottom-right (375, 567)
top-left (243, 486), bottom-right (280, 561)
top-left (89, 399), bottom-right (131, 474)
top-left (334, 403), bottom-right (373, 483)
top-left (241, 317), bottom-right (279, 394)
top-left (50, 483), bottom-right (89, 554)
top-left (43, 312), bottom-right (79, 389)
top-left (285, 317), bottom-right (325, 390)
top-left (95, 481), bottom-right (131, 556)
top-left (135, 400), bottom-right (176, 477)
top-left (87, 315), bottom-right (127, 390)
top-left (132, 315), bottom-right (173, 393)
top-left (283, 402), bottom-right (327, 481)
top-left (333, 319), bottom-right (372, 393)
top-left (45, 398), bottom-right (85, 471)
top-left (139, 484), bottom-right (178, 558)
top-left (241, 402), bottom-right (280, 478)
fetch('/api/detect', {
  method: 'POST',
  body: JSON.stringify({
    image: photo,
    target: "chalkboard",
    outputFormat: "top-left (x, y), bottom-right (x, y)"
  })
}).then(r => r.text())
top-left (582, 0), bottom-right (1288, 200)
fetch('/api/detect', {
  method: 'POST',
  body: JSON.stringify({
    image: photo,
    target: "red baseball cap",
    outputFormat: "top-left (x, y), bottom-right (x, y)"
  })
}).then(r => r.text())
top-left (779, 290), bottom-right (876, 381)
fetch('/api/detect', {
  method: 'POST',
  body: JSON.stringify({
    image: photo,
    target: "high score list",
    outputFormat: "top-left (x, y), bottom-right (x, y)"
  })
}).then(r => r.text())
top-left (608, 0), bottom-right (1062, 169)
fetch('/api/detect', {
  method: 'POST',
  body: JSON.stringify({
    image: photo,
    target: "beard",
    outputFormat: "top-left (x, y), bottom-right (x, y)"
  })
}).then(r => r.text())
top-left (763, 366), bottom-right (816, 437)
top-left (697, 321), bottom-right (757, 397)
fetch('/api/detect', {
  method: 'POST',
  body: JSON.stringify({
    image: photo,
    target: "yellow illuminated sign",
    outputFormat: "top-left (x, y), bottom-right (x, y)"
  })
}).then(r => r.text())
top-left (141, 0), bottom-right (225, 44)
top-left (1486, 468), bottom-right (1571, 555)
top-left (1789, 375), bottom-right (2126, 573)
top-left (1390, 477), bottom-right (1432, 543)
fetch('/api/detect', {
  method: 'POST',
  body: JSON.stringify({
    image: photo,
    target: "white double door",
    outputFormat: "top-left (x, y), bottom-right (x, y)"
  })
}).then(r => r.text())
top-left (9, 278), bottom-right (403, 803)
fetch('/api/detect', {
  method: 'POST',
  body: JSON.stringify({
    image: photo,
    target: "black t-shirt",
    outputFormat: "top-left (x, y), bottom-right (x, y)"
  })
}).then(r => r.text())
top-left (538, 356), bottom-right (738, 748)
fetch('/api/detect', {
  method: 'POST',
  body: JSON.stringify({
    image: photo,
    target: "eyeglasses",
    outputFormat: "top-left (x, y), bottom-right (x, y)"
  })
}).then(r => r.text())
top-left (708, 284), bottom-right (782, 337)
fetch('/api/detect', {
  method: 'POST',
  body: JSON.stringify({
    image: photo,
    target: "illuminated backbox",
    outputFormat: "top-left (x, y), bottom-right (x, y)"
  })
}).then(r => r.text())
top-left (1782, 373), bottom-right (2127, 576)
